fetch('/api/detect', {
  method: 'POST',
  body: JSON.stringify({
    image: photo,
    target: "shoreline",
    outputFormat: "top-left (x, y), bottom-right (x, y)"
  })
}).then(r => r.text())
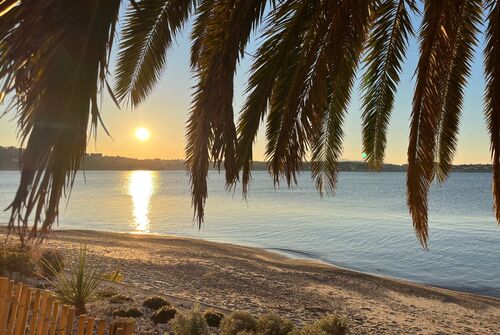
top-left (58, 227), bottom-right (500, 300)
top-left (3, 228), bottom-right (499, 334)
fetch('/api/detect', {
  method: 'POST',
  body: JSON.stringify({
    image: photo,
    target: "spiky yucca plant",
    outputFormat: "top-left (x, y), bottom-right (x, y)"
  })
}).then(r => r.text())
top-left (43, 245), bottom-right (104, 315)
top-left (1, 0), bottom-right (499, 248)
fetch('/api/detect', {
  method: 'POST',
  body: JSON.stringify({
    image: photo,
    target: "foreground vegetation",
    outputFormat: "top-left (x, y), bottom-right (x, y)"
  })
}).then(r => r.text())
top-left (0, 243), bottom-right (349, 334)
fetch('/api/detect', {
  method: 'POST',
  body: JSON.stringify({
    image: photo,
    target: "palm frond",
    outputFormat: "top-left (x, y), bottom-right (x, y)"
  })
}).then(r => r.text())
top-left (484, 0), bottom-right (500, 222)
top-left (115, 0), bottom-right (194, 106)
top-left (1, 0), bottom-right (120, 245)
top-left (236, 0), bottom-right (314, 195)
top-left (309, 0), bottom-right (372, 195)
top-left (361, 0), bottom-right (415, 170)
top-left (435, 0), bottom-right (481, 182)
top-left (187, 0), bottom-right (268, 225)
top-left (408, 0), bottom-right (477, 247)
top-left (265, 0), bottom-right (331, 188)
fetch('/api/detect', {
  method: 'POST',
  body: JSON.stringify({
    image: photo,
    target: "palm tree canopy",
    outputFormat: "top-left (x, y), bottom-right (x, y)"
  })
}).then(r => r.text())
top-left (1, 0), bottom-right (499, 248)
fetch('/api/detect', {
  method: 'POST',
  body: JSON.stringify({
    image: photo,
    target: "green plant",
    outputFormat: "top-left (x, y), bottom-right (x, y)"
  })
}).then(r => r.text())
top-left (220, 311), bottom-right (257, 335)
top-left (300, 314), bottom-right (348, 335)
top-left (143, 296), bottom-right (169, 310)
top-left (39, 249), bottom-right (64, 277)
top-left (0, 246), bottom-right (34, 276)
top-left (151, 305), bottom-right (177, 324)
top-left (46, 245), bottom-right (104, 315)
top-left (112, 307), bottom-right (143, 318)
top-left (172, 308), bottom-right (209, 335)
top-left (203, 309), bottom-right (224, 328)
top-left (257, 313), bottom-right (295, 335)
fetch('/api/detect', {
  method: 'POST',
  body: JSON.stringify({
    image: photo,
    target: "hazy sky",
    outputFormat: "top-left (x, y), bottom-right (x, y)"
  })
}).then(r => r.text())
top-left (0, 14), bottom-right (492, 164)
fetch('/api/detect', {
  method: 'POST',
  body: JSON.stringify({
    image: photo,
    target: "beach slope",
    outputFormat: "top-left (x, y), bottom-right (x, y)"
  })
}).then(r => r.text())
top-left (8, 229), bottom-right (500, 334)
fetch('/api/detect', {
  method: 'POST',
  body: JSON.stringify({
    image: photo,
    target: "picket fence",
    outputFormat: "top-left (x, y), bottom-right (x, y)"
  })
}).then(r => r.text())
top-left (0, 277), bottom-right (136, 335)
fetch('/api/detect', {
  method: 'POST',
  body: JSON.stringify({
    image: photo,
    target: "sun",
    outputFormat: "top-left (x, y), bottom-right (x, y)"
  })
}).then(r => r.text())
top-left (134, 127), bottom-right (151, 142)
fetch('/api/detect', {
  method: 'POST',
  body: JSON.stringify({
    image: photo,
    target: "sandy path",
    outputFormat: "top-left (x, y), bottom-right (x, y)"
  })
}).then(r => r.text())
top-left (9, 229), bottom-right (500, 334)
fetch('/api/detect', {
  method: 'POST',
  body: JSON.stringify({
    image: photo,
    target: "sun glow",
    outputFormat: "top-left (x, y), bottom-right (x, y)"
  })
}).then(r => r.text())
top-left (128, 171), bottom-right (157, 233)
top-left (134, 127), bottom-right (151, 142)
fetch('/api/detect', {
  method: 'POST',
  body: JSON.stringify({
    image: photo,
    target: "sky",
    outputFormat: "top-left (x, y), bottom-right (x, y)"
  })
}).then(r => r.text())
top-left (0, 10), bottom-right (492, 164)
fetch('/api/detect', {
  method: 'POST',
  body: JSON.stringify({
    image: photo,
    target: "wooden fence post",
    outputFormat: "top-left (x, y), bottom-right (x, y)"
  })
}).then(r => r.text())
top-left (5, 282), bottom-right (23, 335)
top-left (109, 318), bottom-right (135, 335)
top-left (0, 278), bottom-right (136, 335)
top-left (0, 280), bottom-right (14, 335)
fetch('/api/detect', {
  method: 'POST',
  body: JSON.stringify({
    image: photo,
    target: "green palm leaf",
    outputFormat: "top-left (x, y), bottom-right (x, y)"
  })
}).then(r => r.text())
top-left (361, 0), bottom-right (415, 170)
top-left (115, 0), bottom-right (195, 106)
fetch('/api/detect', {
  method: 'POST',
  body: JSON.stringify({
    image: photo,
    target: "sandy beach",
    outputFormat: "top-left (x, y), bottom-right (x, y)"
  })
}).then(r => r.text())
top-left (3, 229), bottom-right (500, 334)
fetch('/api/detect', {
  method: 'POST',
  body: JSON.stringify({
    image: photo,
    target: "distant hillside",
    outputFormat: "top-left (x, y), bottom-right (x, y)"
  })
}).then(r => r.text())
top-left (0, 146), bottom-right (492, 172)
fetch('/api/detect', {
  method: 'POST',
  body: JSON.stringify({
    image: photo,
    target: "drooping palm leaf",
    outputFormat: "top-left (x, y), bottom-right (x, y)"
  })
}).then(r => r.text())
top-left (309, 0), bottom-right (372, 195)
top-left (408, 0), bottom-right (479, 247)
top-left (115, 0), bottom-right (195, 106)
top-left (0, 0), bottom-right (120, 245)
top-left (435, 0), bottom-right (481, 182)
top-left (484, 0), bottom-right (500, 222)
top-left (236, 0), bottom-right (314, 194)
top-left (361, 0), bottom-right (415, 170)
top-left (187, 0), bottom-right (268, 225)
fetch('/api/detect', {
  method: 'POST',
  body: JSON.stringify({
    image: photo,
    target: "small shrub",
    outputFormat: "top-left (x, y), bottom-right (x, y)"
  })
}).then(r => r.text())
top-left (46, 245), bottom-right (104, 315)
top-left (143, 296), bottom-right (169, 310)
top-left (257, 313), bottom-right (295, 335)
top-left (109, 294), bottom-right (134, 304)
top-left (0, 246), bottom-right (34, 276)
top-left (151, 306), bottom-right (177, 324)
top-left (172, 309), bottom-right (209, 335)
top-left (219, 311), bottom-right (257, 335)
top-left (39, 250), bottom-right (64, 277)
top-left (112, 307), bottom-right (143, 318)
top-left (300, 314), bottom-right (347, 335)
top-left (203, 309), bottom-right (224, 328)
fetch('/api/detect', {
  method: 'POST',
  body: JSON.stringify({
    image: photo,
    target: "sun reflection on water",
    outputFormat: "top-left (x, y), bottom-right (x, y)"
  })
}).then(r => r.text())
top-left (128, 171), bottom-right (157, 233)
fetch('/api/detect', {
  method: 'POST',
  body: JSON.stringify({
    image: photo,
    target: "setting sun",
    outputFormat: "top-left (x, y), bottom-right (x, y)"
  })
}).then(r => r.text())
top-left (134, 127), bottom-right (150, 142)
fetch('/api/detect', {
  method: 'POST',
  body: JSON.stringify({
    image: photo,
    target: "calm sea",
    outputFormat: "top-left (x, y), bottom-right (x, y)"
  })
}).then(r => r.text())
top-left (0, 171), bottom-right (499, 297)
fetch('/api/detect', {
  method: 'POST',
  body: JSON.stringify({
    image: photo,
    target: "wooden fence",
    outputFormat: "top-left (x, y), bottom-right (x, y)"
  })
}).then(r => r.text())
top-left (0, 277), bottom-right (135, 335)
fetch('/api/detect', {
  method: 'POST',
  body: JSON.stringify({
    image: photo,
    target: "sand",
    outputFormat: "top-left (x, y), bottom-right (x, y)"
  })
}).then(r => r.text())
top-left (4, 229), bottom-right (500, 334)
